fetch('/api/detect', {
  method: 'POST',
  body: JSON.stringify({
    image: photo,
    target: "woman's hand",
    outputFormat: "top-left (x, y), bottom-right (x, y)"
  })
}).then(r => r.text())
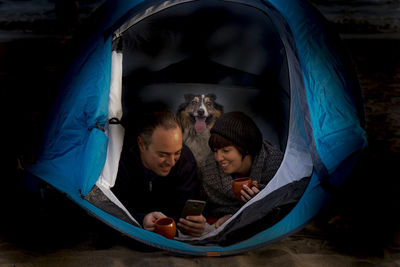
top-left (240, 183), bottom-right (260, 202)
top-left (215, 215), bottom-right (232, 228)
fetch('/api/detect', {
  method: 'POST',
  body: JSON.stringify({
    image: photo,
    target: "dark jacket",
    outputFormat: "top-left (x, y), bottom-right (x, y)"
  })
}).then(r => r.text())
top-left (111, 143), bottom-right (199, 225)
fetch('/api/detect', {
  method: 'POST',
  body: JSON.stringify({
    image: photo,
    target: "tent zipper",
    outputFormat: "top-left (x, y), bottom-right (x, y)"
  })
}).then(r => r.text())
top-left (89, 123), bottom-right (105, 132)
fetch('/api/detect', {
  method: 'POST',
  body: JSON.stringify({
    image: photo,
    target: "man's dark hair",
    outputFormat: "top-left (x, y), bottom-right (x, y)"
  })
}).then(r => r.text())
top-left (132, 102), bottom-right (181, 148)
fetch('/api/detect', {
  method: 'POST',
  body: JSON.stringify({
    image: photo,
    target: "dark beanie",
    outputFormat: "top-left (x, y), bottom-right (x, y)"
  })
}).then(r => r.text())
top-left (210, 111), bottom-right (263, 155)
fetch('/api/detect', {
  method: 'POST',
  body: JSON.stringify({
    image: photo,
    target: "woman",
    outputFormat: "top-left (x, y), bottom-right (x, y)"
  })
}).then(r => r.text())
top-left (199, 111), bottom-right (283, 227)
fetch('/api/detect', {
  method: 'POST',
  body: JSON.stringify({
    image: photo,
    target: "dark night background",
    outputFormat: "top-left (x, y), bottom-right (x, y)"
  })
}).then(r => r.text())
top-left (0, 0), bottom-right (399, 265)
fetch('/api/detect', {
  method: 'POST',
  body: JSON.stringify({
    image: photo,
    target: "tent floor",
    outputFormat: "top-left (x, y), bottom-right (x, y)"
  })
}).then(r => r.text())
top-left (1, 162), bottom-right (399, 263)
top-left (0, 185), bottom-right (399, 264)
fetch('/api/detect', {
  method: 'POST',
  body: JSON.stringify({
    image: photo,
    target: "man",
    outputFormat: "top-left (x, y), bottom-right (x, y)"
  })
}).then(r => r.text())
top-left (111, 107), bottom-right (206, 237)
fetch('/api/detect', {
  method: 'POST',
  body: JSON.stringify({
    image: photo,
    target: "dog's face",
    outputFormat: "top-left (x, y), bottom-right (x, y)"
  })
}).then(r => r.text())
top-left (178, 93), bottom-right (223, 134)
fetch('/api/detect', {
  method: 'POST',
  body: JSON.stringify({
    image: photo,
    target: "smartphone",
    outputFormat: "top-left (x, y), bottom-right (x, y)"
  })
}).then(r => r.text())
top-left (180, 199), bottom-right (206, 218)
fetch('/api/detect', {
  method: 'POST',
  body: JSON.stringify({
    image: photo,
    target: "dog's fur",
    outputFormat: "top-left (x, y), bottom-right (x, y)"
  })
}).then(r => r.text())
top-left (177, 94), bottom-right (223, 164)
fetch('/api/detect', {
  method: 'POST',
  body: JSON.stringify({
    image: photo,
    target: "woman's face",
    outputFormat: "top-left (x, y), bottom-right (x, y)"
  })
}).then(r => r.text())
top-left (214, 146), bottom-right (249, 175)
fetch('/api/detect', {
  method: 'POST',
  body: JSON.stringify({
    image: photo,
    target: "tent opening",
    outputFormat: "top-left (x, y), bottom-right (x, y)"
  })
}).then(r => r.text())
top-left (86, 0), bottom-right (312, 246)
top-left (115, 0), bottom-right (290, 151)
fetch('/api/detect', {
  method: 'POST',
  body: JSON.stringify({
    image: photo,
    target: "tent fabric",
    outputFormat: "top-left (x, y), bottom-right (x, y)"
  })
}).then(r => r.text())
top-left (91, 0), bottom-right (314, 244)
top-left (269, 0), bottom-right (367, 176)
top-left (203, 176), bottom-right (311, 246)
top-left (28, 0), bottom-right (367, 256)
top-left (30, 37), bottom-right (112, 197)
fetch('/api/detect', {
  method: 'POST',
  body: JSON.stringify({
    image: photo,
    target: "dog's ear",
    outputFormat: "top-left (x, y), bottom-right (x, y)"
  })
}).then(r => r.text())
top-left (175, 109), bottom-right (184, 130)
top-left (184, 94), bottom-right (195, 102)
top-left (208, 94), bottom-right (223, 113)
top-left (176, 96), bottom-right (189, 132)
top-left (177, 94), bottom-right (193, 112)
top-left (206, 93), bottom-right (217, 101)
top-left (177, 102), bottom-right (186, 114)
top-left (214, 102), bottom-right (224, 113)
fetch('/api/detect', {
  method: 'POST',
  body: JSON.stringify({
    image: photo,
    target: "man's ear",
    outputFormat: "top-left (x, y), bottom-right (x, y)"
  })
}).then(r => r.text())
top-left (137, 136), bottom-right (145, 152)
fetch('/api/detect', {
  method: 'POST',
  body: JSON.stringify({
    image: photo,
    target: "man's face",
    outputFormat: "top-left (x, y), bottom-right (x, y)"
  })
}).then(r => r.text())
top-left (138, 126), bottom-right (183, 176)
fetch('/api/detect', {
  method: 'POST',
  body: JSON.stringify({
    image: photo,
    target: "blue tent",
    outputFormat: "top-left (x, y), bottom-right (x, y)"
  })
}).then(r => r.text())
top-left (28, 0), bottom-right (367, 256)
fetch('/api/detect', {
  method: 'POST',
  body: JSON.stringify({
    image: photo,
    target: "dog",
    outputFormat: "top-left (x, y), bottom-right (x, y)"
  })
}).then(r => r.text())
top-left (177, 93), bottom-right (223, 164)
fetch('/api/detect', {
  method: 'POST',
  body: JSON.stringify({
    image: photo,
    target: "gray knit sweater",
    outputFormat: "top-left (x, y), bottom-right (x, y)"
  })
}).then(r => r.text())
top-left (199, 140), bottom-right (284, 218)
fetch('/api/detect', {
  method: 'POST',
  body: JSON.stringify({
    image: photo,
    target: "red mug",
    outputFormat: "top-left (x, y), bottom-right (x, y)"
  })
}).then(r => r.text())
top-left (232, 177), bottom-right (258, 200)
top-left (154, 217), bottom-right (176, 239)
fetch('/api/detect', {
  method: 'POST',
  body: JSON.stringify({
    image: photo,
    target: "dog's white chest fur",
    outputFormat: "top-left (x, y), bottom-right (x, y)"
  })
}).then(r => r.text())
top-left (183, 129), bottom-right (212, 164)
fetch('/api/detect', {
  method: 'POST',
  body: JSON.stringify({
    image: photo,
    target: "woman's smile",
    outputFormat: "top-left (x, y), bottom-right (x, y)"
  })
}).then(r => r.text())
top-left (219, 161), bottom-right (230, 171)
top-left (214, 146), bottom-right (252, 176)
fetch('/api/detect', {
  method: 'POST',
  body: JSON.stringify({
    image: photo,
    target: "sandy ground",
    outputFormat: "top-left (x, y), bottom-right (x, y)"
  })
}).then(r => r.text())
top-left (1, 22), bottom-right (400, 266)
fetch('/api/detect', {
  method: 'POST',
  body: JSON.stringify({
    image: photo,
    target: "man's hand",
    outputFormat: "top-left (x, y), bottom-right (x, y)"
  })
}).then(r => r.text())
top-left (177, 215), bottom-right (206, 237)
top-left (240, 184), bottom-right (260, 202)
top-left (143, 211), bottom-right (166, 231)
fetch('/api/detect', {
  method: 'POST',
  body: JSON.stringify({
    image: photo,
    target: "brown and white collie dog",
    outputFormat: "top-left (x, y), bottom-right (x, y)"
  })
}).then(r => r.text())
top-left (177, 93), bottom-right (223, 164)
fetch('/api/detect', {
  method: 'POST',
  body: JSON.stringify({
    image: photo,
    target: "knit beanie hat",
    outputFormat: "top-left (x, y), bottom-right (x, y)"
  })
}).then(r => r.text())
top-left (210, 111), bottom-right (263, 155)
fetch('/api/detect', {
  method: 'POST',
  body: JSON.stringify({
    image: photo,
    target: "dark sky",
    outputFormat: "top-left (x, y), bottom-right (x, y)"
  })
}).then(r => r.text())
top-left (0, 0), bottom-right (399, 34)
